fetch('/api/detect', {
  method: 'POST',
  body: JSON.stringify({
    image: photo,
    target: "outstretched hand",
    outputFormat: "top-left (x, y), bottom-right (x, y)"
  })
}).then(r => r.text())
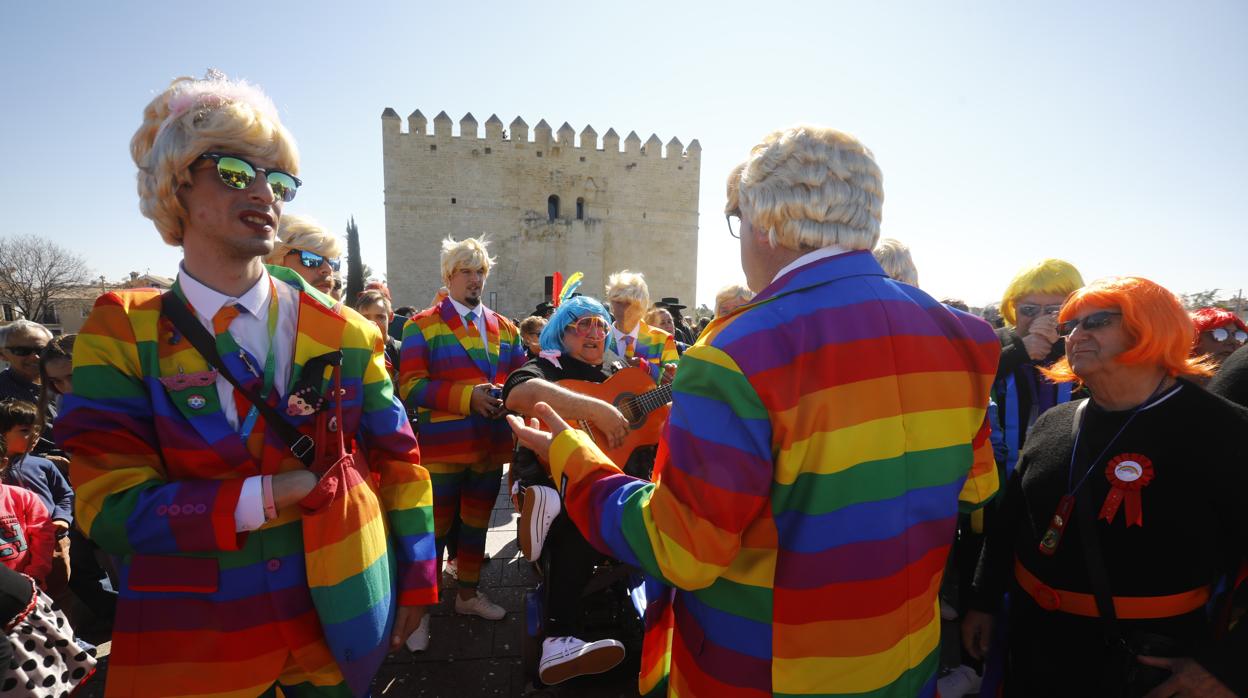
top-left (506, 402), bottom-right (571, 463)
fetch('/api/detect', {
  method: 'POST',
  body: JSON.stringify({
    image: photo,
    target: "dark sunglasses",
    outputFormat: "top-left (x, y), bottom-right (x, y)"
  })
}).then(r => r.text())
top-left (198, 153), bottom-right (301, 202)
top-left (5, 346), bottom-right (43, 357)
top-left (1209, 327), bottom-right (1247, 344)
top-left (292, 249), bottom-right (341, 272)
top-left (565, 316), bottom-right (609, 338)
top-left (1016, 303), bottom-right (1063, 318)
top-left (1058, 310), bottom-right (1122, 336)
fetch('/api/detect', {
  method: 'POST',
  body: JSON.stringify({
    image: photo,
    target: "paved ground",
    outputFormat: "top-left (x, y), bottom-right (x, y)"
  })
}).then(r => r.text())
top-left (75, 471), bottom-right (641, 697)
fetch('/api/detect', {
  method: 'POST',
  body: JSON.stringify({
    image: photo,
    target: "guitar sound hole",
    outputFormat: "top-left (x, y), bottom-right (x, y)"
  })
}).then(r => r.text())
top-left (616, 393), bottom-right (640, 426)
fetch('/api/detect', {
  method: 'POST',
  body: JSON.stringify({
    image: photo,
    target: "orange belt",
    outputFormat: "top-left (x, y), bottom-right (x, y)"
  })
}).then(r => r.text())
top-left (1014, 559), bottom-right (1210, 619)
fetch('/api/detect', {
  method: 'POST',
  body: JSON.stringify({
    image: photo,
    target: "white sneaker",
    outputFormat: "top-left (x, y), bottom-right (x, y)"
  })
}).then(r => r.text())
top-left (454, 591), bottom-right (506, 621)
top-left (444, 558), bottom-right (458, 580)
top-left (538, 636), bottom-right (625, 685)
top-left (936, 665), bottom-right (982, 698)
top-left (404, 614), bottom-right (430, 652)
top-left (520, 485), bottom-right (561, 561)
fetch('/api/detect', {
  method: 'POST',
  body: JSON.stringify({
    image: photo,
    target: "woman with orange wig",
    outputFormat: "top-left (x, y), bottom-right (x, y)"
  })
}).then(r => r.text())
top-left (963, 277), bottom-right (1247, 697)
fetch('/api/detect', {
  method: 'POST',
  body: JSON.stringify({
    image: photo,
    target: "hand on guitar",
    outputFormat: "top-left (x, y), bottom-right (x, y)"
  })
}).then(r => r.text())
top-left (585, 399), bottom-right (629, 450)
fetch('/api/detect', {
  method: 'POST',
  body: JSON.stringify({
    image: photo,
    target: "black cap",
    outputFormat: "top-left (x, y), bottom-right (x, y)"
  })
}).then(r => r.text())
top-left (533, 301), bottom-right (555, 318)
top-left (656, 296), bottom-right (687, 312)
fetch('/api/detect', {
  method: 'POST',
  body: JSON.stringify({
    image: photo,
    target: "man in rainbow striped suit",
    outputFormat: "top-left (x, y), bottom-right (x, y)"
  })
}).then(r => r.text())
top-left (57, 73), bottom-right (436, 697)
top-left (511, 126), bottom-right (1001, 697)
top-left (604, 270), bottom-right (680, 384)
top-left (398, 236), bottom-right (528, 634)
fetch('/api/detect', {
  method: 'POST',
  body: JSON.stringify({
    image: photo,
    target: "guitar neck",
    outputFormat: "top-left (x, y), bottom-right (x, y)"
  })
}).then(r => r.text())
top-left (632, 383), bottom-right (673, 418)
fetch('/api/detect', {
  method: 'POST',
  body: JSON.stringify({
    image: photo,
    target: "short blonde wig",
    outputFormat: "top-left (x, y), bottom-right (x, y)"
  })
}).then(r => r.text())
top-left (1000, 258), bottom-right (1085, 327)
top-left (727, 125), bottom-right (883, 253)
top-left (604, 270), bottom-right (649, 307)
top-left (440, 236), bottom-right (495, 284)
top-left (131, 71), bottom-right (299, 246)
top-left (267, 214), bottom-right (343, 264)
top-left (714, 283), bottom-right (755, 317)
top-left (872, 238), bottom-right (919, 286)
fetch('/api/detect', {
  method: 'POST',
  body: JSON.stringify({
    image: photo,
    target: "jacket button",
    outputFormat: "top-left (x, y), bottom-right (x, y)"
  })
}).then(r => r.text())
top-left (267, 559), bottom-right (281, 572)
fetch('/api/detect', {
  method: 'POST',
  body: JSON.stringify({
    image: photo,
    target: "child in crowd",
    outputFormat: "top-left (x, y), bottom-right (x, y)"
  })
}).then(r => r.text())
top-left (0, 401), bottom-right (72, 596)
top-left (0, 430), bottom-right (54, 588)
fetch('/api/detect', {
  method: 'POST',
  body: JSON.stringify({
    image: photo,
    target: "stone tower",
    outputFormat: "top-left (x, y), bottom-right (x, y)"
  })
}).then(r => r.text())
top-left (381, 108), bottom-right (701, 318)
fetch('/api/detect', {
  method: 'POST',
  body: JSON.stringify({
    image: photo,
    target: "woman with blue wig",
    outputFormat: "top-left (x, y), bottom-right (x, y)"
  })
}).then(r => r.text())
top-left (500, 295), bottom-right (644, 685)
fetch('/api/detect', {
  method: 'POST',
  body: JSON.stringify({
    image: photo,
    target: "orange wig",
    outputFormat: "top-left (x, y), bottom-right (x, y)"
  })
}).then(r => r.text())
top-left (1043, 277), bottom-right (1214, 384)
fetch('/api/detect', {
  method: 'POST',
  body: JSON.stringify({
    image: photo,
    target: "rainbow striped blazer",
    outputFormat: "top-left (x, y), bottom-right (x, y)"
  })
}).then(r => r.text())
top-left (547, 251), bottom-right (1000, 697)
top-left (58, 266), bottom-right (437, 697)
top-left (397, 297), bottom-right (528, 464)
top-left (607, 321), bottom-right (679, 382)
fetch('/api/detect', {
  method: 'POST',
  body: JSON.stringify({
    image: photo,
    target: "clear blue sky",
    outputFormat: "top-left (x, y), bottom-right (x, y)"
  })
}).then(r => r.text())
top-left (2, 1), bottom-right (1245, 309)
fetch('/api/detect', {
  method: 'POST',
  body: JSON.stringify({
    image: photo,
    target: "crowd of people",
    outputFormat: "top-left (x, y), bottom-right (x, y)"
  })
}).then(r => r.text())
top-left (7, 70), bottom-right (1245, 697)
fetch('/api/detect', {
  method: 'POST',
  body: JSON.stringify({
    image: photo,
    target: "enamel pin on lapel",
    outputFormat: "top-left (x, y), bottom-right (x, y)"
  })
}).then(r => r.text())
top-left (187, 394), bottom-right (208, 410)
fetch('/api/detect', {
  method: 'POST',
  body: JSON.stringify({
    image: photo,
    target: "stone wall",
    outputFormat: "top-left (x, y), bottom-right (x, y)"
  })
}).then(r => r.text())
top-left (382, 109), bottom-right (700, 319)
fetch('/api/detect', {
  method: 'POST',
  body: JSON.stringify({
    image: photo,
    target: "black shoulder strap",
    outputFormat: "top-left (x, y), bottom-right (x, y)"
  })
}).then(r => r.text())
top-left (161, 291), bottom-right (315, 466)
top-left (1070, 398), bottom-right (1124, 645)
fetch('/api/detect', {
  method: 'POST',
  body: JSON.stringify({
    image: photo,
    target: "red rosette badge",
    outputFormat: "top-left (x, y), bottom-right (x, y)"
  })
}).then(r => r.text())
top-left (1099, 453), bottom-right (1154, 527)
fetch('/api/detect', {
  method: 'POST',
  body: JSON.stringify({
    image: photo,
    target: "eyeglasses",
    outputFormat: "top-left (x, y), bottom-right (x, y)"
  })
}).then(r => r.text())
top-left (293, 249), bottom-right (341, 272)
top-left (1016, 303), bottom-right (1064, 318)
top-left (1058, 311), bottom-right (1122, 336)
top-left (4, 346), bottom-right (44, 357)
top-left (1209, 326), bottom-right (1248, 344)
top-left (565, 316), bottom-right (609, 338)
top-left (726, 210), bottom-right (742, 239)
top-left (198, 153), bottom-right (301, 202)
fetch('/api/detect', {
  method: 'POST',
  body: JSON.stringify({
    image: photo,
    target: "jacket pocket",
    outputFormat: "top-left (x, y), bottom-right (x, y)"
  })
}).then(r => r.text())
top-left (128, 554), bottom-right (219, 594)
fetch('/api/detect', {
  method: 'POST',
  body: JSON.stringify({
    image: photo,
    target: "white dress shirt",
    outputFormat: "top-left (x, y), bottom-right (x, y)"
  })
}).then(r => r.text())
top-left (177, 265), bottom-right (299, 532)
top-left (449, 296), bottom-right (490, 349)
top-left (610, 322), bottom-right (641, 357)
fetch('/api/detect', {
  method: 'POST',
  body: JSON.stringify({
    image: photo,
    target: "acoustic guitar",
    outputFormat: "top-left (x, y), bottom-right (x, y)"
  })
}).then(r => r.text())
top-left (558, 366), bottom-right (672, 467)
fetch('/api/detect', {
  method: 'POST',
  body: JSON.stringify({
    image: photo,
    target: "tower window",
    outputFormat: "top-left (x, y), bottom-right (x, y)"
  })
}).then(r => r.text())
top-left (547, 195), bottom-right (560, 222)
top-left (451, 197), bottom-right (457, 204)
top-left (576, 198), bottom-right (585, 220)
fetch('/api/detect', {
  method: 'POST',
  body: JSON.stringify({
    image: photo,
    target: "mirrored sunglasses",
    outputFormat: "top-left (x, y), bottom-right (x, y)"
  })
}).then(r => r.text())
top-left (566, 316), bottom-right (609, 338)
top-left (1210, 327), bottom-right (1247, 343)
top-left (1058, 310), bottom-right (1122, 336)
top-left (297, 250), bottom-right (341, 272)
top-left (1016, 303), bottom-right (1064, 318)
top-left (199, 153), bottom-right (301, 202)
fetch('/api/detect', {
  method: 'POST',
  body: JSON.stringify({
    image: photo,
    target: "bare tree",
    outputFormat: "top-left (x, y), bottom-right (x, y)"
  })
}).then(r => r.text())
top-left (0, 235), bottom-right (91, 324)
top-left (1181, 289), bottom-right (1221, 311)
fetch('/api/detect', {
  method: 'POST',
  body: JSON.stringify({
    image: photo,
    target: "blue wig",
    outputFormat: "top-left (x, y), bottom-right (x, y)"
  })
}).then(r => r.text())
top-left (539, 296), bottom-right (613, 354)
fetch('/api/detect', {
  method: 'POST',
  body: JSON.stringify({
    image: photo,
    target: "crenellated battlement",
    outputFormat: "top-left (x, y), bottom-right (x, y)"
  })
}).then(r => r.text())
top-left (381, 108), bottom-right (701, 163)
